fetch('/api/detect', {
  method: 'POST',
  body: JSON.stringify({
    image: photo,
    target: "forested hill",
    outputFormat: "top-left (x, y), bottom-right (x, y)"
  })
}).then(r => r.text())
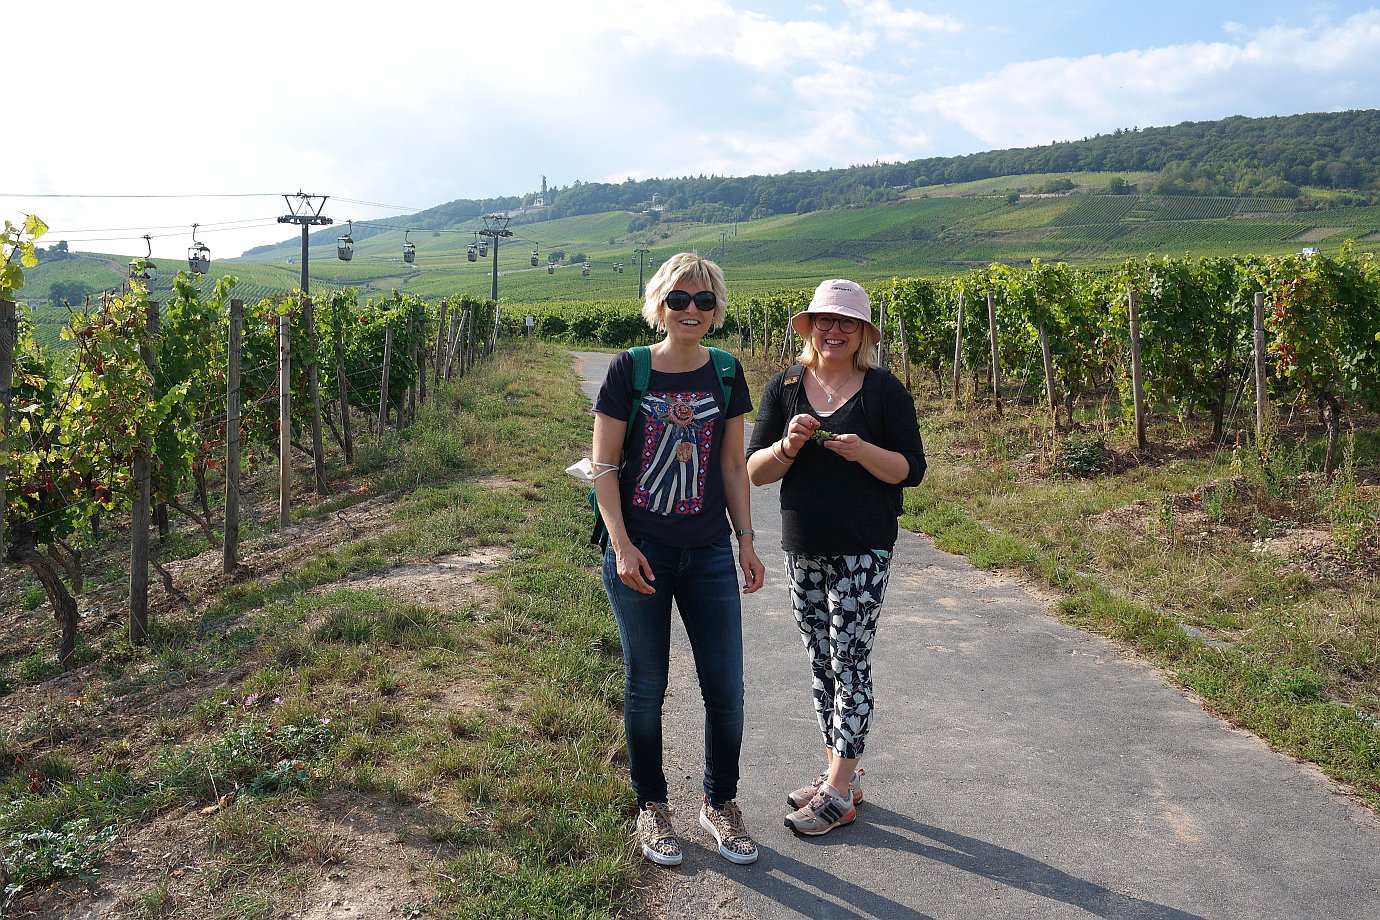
top-left (243, 109), bottom-right (1380, 257)
top-left (904, 109), bottom-right (1380, 198)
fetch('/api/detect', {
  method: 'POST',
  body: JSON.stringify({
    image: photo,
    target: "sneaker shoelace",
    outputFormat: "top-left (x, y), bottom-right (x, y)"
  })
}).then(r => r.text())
top-left (712, 801), bottom-right (755, 852)
top-left (810, 785), bottom-right (851, 816)
top-left (811, 767), bottom-right (863, 794)
top-left (643, 804), bottom-right (675, 843)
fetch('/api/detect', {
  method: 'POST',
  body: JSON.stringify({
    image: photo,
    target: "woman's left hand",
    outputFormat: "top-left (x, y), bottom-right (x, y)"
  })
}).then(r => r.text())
top-left (822, 432), bottom-right (869, 463)
top-left (739, 544), bottom-right (765, 594)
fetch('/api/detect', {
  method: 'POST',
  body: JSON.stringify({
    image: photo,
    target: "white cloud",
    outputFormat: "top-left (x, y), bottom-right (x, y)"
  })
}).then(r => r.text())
top-left (842, 0), bottom-right (962, 35)
top-left (913, 10), bottom-right (1380, 149)
top-left (792, 61), bottom-right (890, 108)
top-left (8, 1), bottom-right (1378, 259)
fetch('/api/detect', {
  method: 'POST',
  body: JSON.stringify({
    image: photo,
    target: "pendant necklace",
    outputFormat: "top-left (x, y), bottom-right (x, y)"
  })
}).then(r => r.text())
top-left (811, 368), bottom-right (856, 404)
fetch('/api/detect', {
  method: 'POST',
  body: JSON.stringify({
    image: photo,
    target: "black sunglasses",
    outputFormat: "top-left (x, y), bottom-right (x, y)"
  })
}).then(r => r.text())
top-left (811, 315), bottom-right (861, 333)
top-left (664, 289), bottom-right (718, 311)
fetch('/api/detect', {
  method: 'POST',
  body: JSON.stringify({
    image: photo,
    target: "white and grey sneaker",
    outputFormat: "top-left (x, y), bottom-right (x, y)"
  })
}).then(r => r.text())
top-left (784, 782), bottom-right (857, 836)
top-left (786, 767), bottom-right (865, 810)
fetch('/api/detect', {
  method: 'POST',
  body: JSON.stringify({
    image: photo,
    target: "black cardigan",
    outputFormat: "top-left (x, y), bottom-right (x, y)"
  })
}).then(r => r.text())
top-left (748, 367), bottom-right (926, 555)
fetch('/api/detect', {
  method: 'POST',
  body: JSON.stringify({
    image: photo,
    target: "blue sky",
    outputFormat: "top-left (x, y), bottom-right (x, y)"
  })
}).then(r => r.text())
top-left (8, 0), bottom-right (1380, 258)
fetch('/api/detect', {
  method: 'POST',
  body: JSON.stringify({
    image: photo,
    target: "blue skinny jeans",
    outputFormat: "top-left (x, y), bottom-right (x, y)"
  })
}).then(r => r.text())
top-left (602, 534), bottom-right (745, 808)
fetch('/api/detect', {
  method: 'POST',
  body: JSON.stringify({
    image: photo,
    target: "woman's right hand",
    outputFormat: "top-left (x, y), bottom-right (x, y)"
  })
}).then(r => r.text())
top-left (782, 413), bottom-right (821, 457)
top-left (613, 539), bottom-right (656, 594)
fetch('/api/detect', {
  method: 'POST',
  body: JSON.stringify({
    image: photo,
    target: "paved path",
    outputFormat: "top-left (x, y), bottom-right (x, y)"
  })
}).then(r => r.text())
top-left (572, 352), bottom-right (1379, 920)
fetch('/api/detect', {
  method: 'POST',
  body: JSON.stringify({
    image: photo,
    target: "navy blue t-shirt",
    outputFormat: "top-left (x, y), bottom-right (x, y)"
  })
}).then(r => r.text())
top-left (595, 349), bottom-right (752, 548)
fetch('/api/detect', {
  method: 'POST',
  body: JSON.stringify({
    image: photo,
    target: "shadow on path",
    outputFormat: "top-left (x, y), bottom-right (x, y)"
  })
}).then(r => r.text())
top-left (740, 804), bottom-right (1209, 920)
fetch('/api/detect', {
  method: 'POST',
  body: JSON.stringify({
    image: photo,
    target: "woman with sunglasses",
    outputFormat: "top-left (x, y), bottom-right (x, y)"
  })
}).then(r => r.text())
top-left (592, 252), bottom-right (765, 867)
top-left (746, 278), bottom-right (925, 836)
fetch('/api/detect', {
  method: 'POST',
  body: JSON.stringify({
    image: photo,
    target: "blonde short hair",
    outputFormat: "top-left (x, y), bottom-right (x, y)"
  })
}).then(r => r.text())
top-left (640, 253), bottom-right (729, 332)
top-left (798, 324), bottom-right (881, 372)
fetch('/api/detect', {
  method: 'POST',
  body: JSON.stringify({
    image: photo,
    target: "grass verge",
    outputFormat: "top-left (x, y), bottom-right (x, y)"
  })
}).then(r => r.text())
top-left (0, 344), bottom-right (640, 919)
top-left (902, 393), bottom-right (1379, 809)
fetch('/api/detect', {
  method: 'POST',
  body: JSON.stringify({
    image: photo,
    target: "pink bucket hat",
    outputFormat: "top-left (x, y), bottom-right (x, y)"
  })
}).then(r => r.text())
top-left (790, 279), bottom-right (878, 339)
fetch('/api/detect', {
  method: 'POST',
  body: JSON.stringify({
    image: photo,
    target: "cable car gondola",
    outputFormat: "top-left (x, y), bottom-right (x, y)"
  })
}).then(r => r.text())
top-left (547, 261), bottom-right (555, 274)
top-left (530, 248), bottom-right (539, 268)
top-left (187, 224), bottom-right (210, 274)
top-left (478, 239), bottom-right (488, 257)
top-left (338, 220), bottom-right (354, 261)
top-left (403, 230), bottom-right (416, 264)
top-left (129, 234), bottom-right (157, 282)
top-left (581, 262), bottom-right (590, 277)
top-left (467, 243), bottom-right (478, 262)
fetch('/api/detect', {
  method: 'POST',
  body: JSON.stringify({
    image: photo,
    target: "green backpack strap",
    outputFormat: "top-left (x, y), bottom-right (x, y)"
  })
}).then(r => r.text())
top-left (707, 346), bottom-right (737, 408)
top-left (623, 345), bottom-right (653, 455)
top-left (591, 346), bottom-right (653, 550)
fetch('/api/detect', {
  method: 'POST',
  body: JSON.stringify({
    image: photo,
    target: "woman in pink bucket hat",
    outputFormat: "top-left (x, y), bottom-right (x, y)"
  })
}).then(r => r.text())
top-left (746, 278), bottom-right (926, 836)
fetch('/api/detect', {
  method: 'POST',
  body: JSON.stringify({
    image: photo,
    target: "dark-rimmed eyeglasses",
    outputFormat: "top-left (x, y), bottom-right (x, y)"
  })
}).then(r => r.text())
top-left (811, 315), bottom-right (861, 333)
top-left (665, 290), bottom-right (717, 311)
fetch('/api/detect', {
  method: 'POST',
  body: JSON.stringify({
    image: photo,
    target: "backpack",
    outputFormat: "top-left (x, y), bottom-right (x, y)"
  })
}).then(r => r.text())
top-left (589, 345), bottom-right (738, 549)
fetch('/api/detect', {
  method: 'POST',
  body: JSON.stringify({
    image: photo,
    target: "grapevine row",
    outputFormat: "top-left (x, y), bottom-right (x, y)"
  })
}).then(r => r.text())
top-left (505, 250), bottom-right (1380, 453)
top-left (2, 218), bottom-right (499, 665)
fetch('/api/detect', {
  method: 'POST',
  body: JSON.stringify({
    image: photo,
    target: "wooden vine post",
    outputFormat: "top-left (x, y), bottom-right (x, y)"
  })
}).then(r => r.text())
top-left (417, 308), bottom-right (428, 407)
top-left (224, 299), bottom-right (243, 574)
top-left (378, 324), bottom-right (393, 437)
top-left (303, 295), bottom-right (328, 495)
top-left (460, 309), bottom-right (470, 378)
top-left (130, 301), bottom-right (159, 644)
top-left (1128, 290), bottom-right (1147, 450)
top-left (443, 310), bottom-right (461, 381)
top-left (278, 309), bottom-right (292, 529)
top-left (333, 311), bottom-right (354, 465)
top-left (1253, 291), bottom-right (1268, 444)
top-left (876, 291), bottom-right (888, 369)
top-left (986, 291), bottom-right (1002, 415)
top-left (0, 300), bottom-right (15, 554)
top-left (1038, 319), bottom-right (1058, 426)
top-left (460, 308), bottom-right (471, 375)
top-left (154, 495), bottom-right (169, 541)
top-left (951, 291), bottom-right (965, 406)
top-left (154, 306), bottom-right (168, 540)
top-left (434, 300), bottom-right (447, 388)
top-left (407, 310), bottom-right (420, 423)
top-left (458, 308), bottom-right (471, 377)
top-left (781, 311), bottom-right (792, 363)
top-left (896, 308), bottom-right (912, 391)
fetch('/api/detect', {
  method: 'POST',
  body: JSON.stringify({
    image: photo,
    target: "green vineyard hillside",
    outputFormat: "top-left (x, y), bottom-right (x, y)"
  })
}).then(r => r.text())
top-left (21, 181), bottom-right (1380, 318)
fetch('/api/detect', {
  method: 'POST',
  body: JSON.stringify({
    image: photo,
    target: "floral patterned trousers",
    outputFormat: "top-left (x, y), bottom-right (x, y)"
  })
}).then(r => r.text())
top-left (785, 550), bottom-right (892, 760)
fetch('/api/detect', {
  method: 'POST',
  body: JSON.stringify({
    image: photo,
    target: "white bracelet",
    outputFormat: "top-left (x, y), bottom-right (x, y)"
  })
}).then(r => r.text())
top-left (592, 467), bottom-right (620, 480)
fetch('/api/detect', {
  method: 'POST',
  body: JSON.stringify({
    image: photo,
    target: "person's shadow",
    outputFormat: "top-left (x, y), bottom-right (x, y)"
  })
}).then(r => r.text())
top-left (723, 805), bottom-right (1208, 920)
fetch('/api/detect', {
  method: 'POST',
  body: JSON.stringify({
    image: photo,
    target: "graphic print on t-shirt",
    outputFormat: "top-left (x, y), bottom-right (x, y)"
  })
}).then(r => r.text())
top-left (632, 390), bottom-right (719, 516)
